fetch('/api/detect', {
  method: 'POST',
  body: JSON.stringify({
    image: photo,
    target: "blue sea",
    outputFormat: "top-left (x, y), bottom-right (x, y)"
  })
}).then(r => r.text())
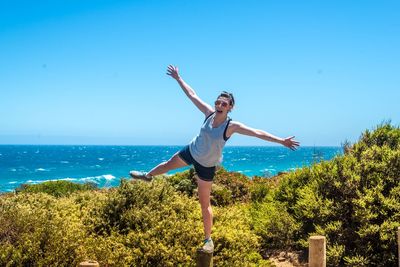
top-left (0, 145), bottom-right (342, 193)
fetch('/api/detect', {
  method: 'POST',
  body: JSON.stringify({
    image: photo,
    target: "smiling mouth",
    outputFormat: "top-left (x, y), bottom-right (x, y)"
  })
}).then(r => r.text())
top-left (216, 110), bottom-right (223, 113)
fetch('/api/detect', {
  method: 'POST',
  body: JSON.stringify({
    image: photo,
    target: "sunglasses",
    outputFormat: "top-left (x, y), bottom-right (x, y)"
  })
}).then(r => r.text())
top-left (215, 100), bottom-right (230, 107)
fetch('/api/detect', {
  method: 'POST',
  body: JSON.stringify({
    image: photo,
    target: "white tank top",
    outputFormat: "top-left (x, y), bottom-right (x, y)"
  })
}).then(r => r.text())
top-left (189, 112), bottom-right (231, 167)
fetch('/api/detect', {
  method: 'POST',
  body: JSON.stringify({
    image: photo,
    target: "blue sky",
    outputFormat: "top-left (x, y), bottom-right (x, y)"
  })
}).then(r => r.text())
top-left (1, 0), bottom-right (399, 146)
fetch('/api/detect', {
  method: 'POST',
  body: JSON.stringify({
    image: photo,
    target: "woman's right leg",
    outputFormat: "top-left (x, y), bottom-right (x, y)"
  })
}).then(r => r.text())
top-left (196, 177), bottom-right (213, 240)
top-left (147, 152), bottom-right (188, 176)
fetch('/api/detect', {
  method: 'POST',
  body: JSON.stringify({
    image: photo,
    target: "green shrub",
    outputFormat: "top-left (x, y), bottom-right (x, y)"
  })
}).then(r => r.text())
top-left (15, 180), bottom-right (98, 197)
top-left (0, 192), bottom-right (105, 266)
top-left (213, 204), bottom-right (271, 266)
top-left (211, 183), bottom-right (233, 206)
top-left (249, 195), bottom-right (300, 250)
top-left (269, 123), bottom-right (400, 266)
top-left (0, 176), bottom-right (270, 266)
top-left (87, 178), bottom-right (270, 266)
top-left (213, 168), bottom-right (252, 203)
top-left (165, 168), bottom-right (197, 197)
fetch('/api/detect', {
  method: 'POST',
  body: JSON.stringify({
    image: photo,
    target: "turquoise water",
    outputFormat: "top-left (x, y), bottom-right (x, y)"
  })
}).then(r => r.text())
top-left (0, 145), bottom-right (342, 192)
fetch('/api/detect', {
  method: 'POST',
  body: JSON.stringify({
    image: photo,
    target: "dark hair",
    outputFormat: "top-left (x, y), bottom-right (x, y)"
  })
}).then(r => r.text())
top-left (218, 91), bottom-right (235, 106)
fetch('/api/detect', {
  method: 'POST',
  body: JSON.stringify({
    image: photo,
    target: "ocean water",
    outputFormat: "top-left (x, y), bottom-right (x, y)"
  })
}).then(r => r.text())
top-left (0, 145), bottom-right (342, 192)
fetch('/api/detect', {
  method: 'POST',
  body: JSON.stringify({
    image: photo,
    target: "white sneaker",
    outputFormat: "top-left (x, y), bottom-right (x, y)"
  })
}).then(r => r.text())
top-left (201, 238), bottom-right (214, 253)
top-left (129, 171), bottom-right (152, 182)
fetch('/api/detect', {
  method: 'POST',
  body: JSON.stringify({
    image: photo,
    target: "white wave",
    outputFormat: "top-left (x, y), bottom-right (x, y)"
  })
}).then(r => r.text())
top-left (261, 168), bottom-right (276, 172)
top-left (278, 155), bottom-right (286, 158)
top-left (60, 161), bottom-right (69, 164)
top-left (59, 178), bottom-right (77, 181)
top-left (103, 174), bottom-right (115, 180)
top-left (18, 174), bottom-right (116, 187)
top-left (35, 168), bottom-right (49, 172)
top-left (10, 168), bottom-right (17, 172)
top-left (26, 179), bottom-right (48, 184)
top-left (98, 158), bottom-right (104, 161)
top-left (79, 174), bottom-right (116, 183)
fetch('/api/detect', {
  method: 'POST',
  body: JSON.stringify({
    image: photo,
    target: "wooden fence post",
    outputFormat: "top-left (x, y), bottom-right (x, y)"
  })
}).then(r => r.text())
top-left (309, 235), bottom-right (326, 267)
top-left (196, 248), bottom-right (213, 267)
top-left (79, 260), bottom-right (99, 267)
top-left (398, 227), bottom-right (400, 267)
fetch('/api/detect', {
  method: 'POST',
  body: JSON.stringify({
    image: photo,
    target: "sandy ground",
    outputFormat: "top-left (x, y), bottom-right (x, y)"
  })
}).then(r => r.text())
top-left (268, 251), bottom-right (308, 267)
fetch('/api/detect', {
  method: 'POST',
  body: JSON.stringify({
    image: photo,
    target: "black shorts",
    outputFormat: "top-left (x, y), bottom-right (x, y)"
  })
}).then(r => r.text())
top-left (178, 145), bottom-right (216, 182)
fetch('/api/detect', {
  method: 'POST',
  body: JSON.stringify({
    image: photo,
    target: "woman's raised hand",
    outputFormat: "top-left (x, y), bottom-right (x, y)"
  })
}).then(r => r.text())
top-left (166, 65), bottom-right (180, 80)
top-left (281, 136), bottom-right (300, 151)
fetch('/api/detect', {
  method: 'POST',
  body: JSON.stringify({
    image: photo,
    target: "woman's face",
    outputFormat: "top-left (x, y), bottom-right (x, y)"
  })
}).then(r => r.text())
top-left (214, 97), bottom-right (233, 114)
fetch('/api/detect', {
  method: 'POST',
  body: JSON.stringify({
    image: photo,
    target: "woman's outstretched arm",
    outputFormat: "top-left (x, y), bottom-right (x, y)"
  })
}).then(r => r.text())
top-left (167, 65), bottom-right (214, 116)
top-left (229, 121), bottom-right (300, 150)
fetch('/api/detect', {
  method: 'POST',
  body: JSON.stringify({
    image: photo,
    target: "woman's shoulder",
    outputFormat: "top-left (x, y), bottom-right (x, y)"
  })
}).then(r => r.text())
top-left (204, 110), bottom-right (215, 117)
top-left (225, 120), bottom-right (242, 137)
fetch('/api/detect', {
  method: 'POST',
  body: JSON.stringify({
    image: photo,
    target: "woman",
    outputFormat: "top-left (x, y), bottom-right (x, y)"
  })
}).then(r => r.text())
top-left (130, 65), bottom-right (300, 253)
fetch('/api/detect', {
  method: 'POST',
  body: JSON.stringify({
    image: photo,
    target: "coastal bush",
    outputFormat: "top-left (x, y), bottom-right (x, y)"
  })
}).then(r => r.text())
top-left (165, 168), bottom-right (197, 197)
top-left (212, 204), bottom-right (271, 266)
top-left (269, 123), bottom-right (400, 266)
top-left (166, 166), bottom-right (253, 207)
top-left (15, 180), bottom-right (98, 197)
top-left (86, 178), bottom-right (270, 266)
top-left (213, 167), bottom-right (252, 204)
top-left (0, 192), bottom-right (104, 266)
top-left (249, 175), bottom-right (283, 203)
top-left (0, 178), bottom-right (270, 266)
top-left (249, 195), bottom-right (300, 250)
top-left (211, 183), bottom-right (233, 206)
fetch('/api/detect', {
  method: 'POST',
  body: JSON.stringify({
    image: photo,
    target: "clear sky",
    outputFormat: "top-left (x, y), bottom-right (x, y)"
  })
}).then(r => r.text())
top-left (1, 0), bottom-right (399, 146)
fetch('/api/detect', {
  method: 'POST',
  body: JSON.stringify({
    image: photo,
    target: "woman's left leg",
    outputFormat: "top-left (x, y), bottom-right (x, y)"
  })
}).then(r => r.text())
top-left (196, 177), bottom-right (213, 239)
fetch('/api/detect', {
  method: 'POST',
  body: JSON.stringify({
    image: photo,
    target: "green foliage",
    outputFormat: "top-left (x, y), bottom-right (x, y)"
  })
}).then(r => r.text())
top-left (213, 204), bottom-right (271, 266)
top-left (0, 191), bottom-right (106, 266)
top-left (15, 180), bottom-right (98, 197)
top-left (166, 167), bottom-right (254, 207)
top-left (213, 168), bottom-right (252, 204)
top-left (165, 168), bottom-right (198, 197)
top-left (249, 176), bottom-right (274, 203)
top-left (268, 123), bottom-right (400, 266)
top-left (249, 195), bottom-right (300, 249)
top-left (0, 178), bottom-right (269, 266)
top-left (211, 183), bottom-right (233, 206)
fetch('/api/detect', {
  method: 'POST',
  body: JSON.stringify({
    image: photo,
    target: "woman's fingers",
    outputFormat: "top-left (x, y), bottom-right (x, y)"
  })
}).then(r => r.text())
top-left (167, 65), bottom-right (178, 75)
top-left (167, 65), bottom-right (176, 72)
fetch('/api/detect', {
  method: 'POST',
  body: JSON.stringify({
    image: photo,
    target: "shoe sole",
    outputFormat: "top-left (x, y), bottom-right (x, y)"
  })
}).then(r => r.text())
top-left (129, 172), bottom-right (152, 182)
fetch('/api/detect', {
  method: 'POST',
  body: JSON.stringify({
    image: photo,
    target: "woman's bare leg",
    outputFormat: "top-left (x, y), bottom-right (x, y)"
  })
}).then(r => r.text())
top-left (197, 177), bottom-right (213, 239)
top-left (147, 152), bottom-right (188, 176)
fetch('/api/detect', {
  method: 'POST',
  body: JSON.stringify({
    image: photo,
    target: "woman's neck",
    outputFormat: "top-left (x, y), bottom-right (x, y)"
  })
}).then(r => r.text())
top-left (213, 112), bottom-right (227, 124)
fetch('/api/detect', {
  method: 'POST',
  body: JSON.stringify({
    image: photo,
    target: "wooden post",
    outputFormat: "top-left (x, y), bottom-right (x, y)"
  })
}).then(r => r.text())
top-left (398, 227), bottom-right (400, 267)
top-left (309, 235), bottom-right (326, 267)
top-left (79, 260), bottom-right (99, 267)
top-left (196, 248), bottom-right (213, 267)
